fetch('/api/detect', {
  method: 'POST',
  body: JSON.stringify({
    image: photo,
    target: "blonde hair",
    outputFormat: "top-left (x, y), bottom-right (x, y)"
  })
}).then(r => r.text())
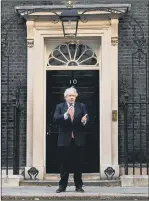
top-left (64, 87), bottom-right (78, 97)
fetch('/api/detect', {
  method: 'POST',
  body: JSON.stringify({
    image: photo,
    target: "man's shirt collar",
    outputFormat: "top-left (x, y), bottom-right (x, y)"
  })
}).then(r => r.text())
top-left (66, 102), bottom-right (74, 107)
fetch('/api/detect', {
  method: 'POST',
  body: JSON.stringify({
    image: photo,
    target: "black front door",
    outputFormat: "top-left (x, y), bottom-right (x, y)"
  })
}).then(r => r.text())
top-left (46, 70), bottom-right (99, 173)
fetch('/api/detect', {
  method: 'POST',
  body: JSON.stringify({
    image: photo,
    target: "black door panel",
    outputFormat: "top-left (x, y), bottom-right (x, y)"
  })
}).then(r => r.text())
top-left (46, 70), bottom-right (99, 173)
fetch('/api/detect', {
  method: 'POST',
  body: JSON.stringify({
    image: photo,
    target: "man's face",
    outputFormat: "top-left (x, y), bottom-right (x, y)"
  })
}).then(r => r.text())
top-left (65, 93), bottom-right (77, 104)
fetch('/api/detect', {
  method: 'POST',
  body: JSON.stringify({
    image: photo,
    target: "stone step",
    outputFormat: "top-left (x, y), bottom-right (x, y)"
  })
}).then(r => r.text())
top-left (45, 173), bottom-right (100, 181)
top-left (19, 180), bottom-right (121, 187)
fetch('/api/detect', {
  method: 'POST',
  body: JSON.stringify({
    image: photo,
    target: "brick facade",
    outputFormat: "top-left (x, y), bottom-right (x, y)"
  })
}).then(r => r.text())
top-left (1, 0), bottom-right (149, 168)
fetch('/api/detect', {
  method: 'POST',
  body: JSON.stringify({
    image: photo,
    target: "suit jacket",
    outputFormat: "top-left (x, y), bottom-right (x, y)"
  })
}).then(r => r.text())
top-left (53, 102), bottom-right (89, 146)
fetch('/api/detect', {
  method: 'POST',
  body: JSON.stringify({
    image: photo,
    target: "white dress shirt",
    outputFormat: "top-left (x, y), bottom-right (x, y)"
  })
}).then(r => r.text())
top-left (64, 102), bottom-right (86, 125)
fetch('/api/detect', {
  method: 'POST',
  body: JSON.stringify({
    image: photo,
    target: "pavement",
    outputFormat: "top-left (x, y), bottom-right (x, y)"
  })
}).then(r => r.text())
top-left (1, 186), bottom-right (149, 200)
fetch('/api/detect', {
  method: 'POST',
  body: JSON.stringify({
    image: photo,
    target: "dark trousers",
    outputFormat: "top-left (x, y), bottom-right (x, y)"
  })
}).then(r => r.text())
top-left (58, 138), bottom-right (84, 188)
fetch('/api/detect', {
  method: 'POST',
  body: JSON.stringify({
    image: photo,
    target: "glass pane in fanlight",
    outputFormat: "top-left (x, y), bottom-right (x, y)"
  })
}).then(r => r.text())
top-left (69, 43), bottom-right (77, 60)
top-left (81, 57), bottom-right (97, 65)
top-left (76, 44), bottom-right (86, 60)
top-left (60, 44), bottom-right (70, 60)
top-left (48, 58), bottom-right (65, 66)
top-left (78, 49), bottom-right (93, 62)
top-left (53, 50), bottom-right (67, 62)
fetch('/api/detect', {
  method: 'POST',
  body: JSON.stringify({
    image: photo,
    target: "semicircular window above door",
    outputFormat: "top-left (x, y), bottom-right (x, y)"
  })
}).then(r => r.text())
top-left (47, 43), bottom-right (98, 66)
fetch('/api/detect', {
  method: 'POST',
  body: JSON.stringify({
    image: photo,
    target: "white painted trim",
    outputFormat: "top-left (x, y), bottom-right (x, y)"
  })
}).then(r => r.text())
top-left (44, 36), bottom-right (101, 172)
top-left (25, 18), bottom-right (119, 180)
top-left (45, 67), bottom-right (100, 70)
top-left (26, 21), bottom-right (34, 167)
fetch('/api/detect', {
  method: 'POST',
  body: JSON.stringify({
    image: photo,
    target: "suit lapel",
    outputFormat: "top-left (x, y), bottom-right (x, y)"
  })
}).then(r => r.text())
top-left (74, 102), bottom-right (79, 120)
top-left (63, 102), bottom-right (68, 113)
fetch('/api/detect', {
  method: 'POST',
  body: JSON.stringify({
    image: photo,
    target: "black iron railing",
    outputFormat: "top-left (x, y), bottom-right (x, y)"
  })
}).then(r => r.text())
top-left (2, 80), bottom-right (22, 175)
top-left (13, 97), bottom-right (21, 175)
top-left (2, 14), bottom-right (23, 175)
top-left (124, 95), bottom-right (149, 175)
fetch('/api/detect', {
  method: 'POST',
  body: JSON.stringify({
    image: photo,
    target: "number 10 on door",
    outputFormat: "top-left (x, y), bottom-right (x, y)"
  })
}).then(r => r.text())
top-left (70, 79), bottom-right (77, 85)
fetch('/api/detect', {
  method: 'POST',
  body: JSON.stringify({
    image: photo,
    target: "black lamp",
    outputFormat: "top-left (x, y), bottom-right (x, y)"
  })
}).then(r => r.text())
top-left (60, 9), bottom-right (80, 38)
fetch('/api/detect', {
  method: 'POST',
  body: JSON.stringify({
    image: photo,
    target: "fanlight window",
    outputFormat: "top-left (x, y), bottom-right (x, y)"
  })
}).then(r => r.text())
top-left (47, 43), bottom-right (98, 66)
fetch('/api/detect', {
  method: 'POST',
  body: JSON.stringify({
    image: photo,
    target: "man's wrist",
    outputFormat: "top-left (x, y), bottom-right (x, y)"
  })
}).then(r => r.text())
top-left (64, 112), bottom-right (69, 120)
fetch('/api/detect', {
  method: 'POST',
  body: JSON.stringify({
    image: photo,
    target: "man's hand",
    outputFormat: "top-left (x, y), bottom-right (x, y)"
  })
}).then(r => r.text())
top-left (81, 114), bottom-right (88, 122)
top-left (64, 106), bottom-right (73, 120)
top-left (66, 106), bottom-right (73, 115)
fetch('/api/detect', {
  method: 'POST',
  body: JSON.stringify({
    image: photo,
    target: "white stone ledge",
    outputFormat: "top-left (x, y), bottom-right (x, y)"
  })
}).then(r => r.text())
top-left (120, 175), bottom-right (149, 187)
top-left (2, 175), bottom-right (24, 187)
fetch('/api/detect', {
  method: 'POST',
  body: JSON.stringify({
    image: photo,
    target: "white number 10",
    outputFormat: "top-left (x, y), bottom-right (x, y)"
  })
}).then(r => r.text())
top-left (70, 79), bottom-right (77, 84)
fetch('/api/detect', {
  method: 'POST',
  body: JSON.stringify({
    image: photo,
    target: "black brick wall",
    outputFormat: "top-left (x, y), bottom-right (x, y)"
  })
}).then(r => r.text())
top-left (1, 0), bottom-right (149, 168)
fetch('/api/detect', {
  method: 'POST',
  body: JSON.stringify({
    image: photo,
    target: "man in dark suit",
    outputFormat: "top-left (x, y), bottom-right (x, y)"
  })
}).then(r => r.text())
top-left (53, 87), bottom-right (89, 193)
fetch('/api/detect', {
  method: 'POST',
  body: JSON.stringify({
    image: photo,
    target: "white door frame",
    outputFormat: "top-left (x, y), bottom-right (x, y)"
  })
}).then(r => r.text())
top-left (25, 18), bottom-right (119, 180)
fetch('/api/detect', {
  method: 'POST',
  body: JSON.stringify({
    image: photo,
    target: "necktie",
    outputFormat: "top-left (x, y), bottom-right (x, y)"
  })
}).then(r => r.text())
top-left (69, 104), bottom-right (74, 138)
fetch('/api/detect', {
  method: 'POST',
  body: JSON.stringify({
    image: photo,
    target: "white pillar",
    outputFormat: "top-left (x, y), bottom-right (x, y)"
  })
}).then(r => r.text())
top-left (25, 21), bottom-right (34, 178)
top-left (100, 28), bottom-right (112, 179)
top-left (100, 19), bottom-right (119, 178)
top-left (111, 17), bottom-right (119, 177)
top-left (32, 31), bottom-right (45, 179)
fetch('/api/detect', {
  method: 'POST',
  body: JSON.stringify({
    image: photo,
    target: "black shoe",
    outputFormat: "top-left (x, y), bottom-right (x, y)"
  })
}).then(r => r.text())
top-left (76, 186), bottom-right (84, 192)
top-left (56, 186), bottom-right (66, 193)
